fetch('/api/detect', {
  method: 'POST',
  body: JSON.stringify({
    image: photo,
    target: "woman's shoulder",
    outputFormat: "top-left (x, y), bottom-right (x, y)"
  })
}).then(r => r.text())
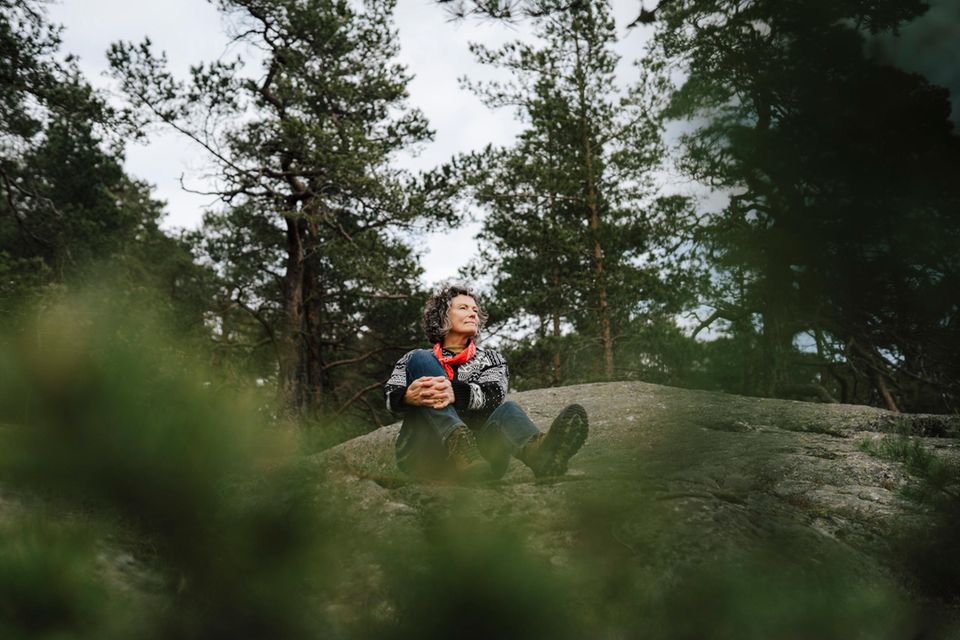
top-left (474, 345), bottom-right (507, 366)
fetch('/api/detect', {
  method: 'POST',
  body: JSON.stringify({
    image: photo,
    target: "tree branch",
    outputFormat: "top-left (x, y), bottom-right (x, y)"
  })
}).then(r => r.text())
top-left (691, 306), bottom-right (749, 339)
top-left (336, 381), bottom-right (383, 415)
top-left (322, 346), bottom-right (400, 372)
top-left (232, 292), bottom-right (281, 367)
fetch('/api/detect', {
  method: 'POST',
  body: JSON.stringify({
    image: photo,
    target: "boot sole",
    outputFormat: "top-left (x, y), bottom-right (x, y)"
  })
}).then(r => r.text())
top-left (535, 404), bottom-right (588, 477)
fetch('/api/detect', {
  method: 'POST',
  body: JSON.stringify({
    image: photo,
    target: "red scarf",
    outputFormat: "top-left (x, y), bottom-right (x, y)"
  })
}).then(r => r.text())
top-left (433, 340), bottom-right (476, 379)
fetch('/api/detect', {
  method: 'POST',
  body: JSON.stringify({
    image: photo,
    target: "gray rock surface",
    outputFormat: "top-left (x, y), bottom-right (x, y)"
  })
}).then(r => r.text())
top-left (314, 380), bottom-right (960, 607)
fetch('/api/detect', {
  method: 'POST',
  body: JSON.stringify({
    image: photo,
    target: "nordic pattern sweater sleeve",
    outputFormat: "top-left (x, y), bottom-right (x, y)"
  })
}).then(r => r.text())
top-left (384, 350), bottom-right (414, 413)
top-left (382, 348), bottom-right (509, 416)
top-left (455, 349), bottom-right (508, 413)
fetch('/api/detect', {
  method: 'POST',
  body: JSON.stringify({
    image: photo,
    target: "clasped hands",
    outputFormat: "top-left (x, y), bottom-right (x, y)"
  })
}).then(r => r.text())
top-left (404, 375), bottom-right (455, 409)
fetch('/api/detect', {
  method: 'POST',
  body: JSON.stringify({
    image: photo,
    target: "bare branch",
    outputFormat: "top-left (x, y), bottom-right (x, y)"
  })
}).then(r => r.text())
top-left (232, 291), bottom-right (281, 367)
top-left (322, 345), bottom-right (401, 372)
top-left (336, 381), bottom-right (383, 415)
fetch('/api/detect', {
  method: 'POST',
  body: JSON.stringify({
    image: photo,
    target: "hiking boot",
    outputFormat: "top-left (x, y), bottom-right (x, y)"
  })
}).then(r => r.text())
top-left (446, 425), bottom-right (493, 482)
top-left (519, 404), bottom-right (588, 478)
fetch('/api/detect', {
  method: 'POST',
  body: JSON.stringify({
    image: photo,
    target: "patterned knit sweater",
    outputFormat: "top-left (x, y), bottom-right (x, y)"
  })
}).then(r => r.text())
top-left (384, 347), bottom-right (509, 423)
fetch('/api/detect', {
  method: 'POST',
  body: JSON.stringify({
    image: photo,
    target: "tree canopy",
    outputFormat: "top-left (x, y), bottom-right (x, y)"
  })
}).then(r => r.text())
top-left (2, 0), bottom-right (957, 424)
top-left (0, 0), bottom-right (210, 332)
top-left (654, 0), bottom-right (960, 411)
top-left (461, 0), bottom-right (698, 387)
top-left (108, 0), bottom-right (459, 420)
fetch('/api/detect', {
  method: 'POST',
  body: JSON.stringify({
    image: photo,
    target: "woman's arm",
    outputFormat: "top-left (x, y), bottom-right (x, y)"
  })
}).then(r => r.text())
top-left (452, 351), bottom-right (508, 413)
top-left (384, 351), bottom-right (413, 413)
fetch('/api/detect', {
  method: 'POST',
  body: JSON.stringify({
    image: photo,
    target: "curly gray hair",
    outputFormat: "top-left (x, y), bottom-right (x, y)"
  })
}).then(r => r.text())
top-left (422, 283), bottom-right (487, 345)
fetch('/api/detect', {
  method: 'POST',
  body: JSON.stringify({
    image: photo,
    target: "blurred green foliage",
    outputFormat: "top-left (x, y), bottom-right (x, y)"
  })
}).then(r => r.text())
top-left (0, 294), bottom-right (331, 639)
top-left (0, 519), bottom-right (121, 639)
top-left (0, 292), bottom-right (958, 638)
top-left (377, 520), bottom-right (581, 640)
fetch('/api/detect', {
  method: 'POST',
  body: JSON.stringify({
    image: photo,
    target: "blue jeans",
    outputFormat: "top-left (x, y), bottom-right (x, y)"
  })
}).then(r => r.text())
top-left (395, 350), bottom-right (540, 479)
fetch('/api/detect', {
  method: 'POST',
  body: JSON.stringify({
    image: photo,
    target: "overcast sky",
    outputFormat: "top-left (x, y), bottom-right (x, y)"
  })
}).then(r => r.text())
top-left (46, 0), bottom-right (654, 286)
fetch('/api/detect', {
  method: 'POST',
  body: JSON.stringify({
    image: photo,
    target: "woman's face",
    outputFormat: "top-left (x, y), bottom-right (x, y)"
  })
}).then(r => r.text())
top-left (446, 294), bottom-right (480, 340)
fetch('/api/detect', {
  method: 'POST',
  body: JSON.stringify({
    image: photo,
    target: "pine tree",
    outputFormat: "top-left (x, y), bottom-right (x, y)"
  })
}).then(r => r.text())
top-left (655, 0), bottom-right (960, 411)
top-left (108, 0), bottom-right (456, 419)
top-left (0, 0), bottom-right (209, 328)
top-left (464, 0), bottom-right (694, 383)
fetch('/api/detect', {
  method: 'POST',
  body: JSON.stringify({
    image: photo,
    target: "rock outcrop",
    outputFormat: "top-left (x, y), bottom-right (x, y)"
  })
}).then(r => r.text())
top-left (315, 380), bottom-right (960, 632)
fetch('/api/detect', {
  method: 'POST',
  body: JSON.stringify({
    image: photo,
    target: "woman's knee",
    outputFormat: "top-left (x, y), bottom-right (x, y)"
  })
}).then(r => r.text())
top-left (408, 349), bottom-right (435, 363)
top-left (406, 349), bottom-right (444, 380)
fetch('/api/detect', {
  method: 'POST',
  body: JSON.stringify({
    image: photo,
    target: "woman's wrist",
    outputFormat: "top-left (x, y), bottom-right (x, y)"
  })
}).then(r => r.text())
top-left (403, 386), bottom-right (417, 406)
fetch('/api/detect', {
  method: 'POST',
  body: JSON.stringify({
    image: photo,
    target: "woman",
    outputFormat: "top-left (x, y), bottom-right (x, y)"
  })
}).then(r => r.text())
top-left (384, 283), bottom-right (588, 481)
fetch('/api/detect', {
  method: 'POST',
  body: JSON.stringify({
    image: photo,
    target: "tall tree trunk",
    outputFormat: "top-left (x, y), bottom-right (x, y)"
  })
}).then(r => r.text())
top-left (588, 200), bottom-right (614, 379)
top-left (302, 249), bottom-right (325, 417)
top-left (548, 196), bottom-right (563, 386)
top-left (761, 309), bottom-right (790, 397)
top-left (280, 221), bottom-right (328, 419)
top-left (760, 211), bottom-right (795, 397)
top-left (574, 31), bottom-right (614, 380)
top-left (851, 340), bottom-right (900, 413)
top-left (874, 371), bottom-right (900, 413)
top-left (280, 216), bottom-right (307, 416)
top-left (552, 308), bottom-right (562, 386)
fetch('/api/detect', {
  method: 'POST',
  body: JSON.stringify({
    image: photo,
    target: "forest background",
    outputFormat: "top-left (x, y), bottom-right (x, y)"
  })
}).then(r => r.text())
top-left (3, 0), bottom-right (959, 437)
top-left (2, 1), bottom-right (960, 637)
